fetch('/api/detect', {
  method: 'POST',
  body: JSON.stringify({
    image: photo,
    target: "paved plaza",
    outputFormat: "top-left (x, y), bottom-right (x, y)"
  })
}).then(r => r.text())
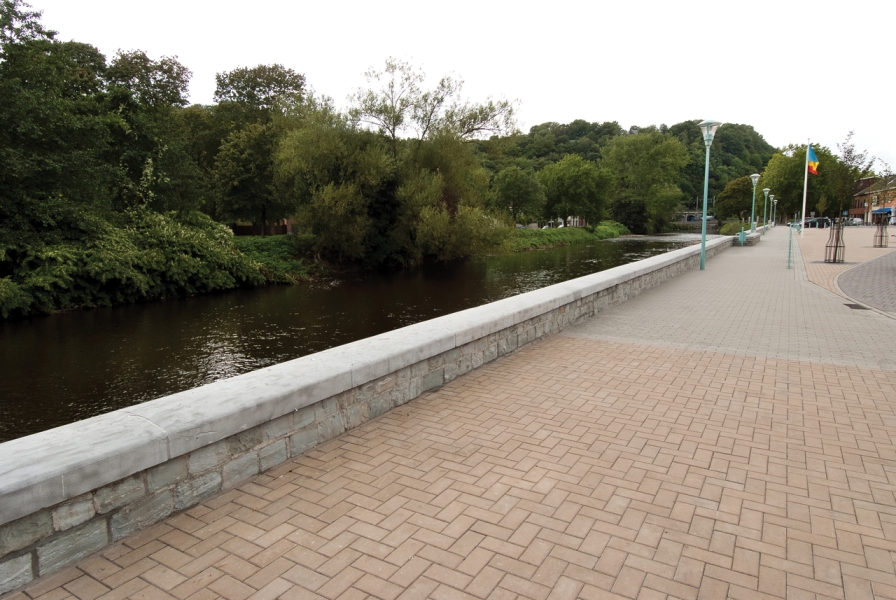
top-left (7, 227), bottom-right (896, 600)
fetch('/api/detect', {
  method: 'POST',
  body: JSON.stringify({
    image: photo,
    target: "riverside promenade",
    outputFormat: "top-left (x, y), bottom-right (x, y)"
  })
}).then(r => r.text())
top-left (6, 227), bottom-right (896, 600)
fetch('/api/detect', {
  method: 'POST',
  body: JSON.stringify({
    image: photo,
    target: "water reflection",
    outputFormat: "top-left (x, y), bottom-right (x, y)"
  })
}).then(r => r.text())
top-left (0, 235), bottom-right (706, 441)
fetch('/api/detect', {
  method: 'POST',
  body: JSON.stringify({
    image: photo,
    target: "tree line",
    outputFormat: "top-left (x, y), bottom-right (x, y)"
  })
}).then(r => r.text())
top-left (713, 133), bottom-right (877, 223)
top-left (0, 0), bottom-right (794, 318)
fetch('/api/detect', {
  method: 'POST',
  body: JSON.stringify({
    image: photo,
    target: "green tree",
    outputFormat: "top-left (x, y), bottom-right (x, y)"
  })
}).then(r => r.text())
top-left (759, 145), bottom-right (838, 221)
top-left (827, 132), bottom-right (874, 214)
top-left (491, 166), bottom-right (545, 222)
top-left (714, 176), bottom-right (754, 221)
top-left (537, 155), bottom-right (611, 224)
top-left (214, 64), bottom-right (306, 115)
top-left (350, 58), bottom-right (516, 158)
top-left (601, 132), bottom-right (689, 233)
top-left (216, 123), bottom-right (295, 233)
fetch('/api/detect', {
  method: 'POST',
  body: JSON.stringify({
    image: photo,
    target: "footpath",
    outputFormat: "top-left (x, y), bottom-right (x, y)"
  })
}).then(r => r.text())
top-left (6, 227), bottom-right (896, 600)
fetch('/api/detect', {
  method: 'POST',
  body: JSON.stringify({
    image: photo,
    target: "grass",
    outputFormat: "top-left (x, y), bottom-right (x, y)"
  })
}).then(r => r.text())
top-left (509, 221), bottom-right (630, 252)
top-left (233, 234), bottom-right (323, 283)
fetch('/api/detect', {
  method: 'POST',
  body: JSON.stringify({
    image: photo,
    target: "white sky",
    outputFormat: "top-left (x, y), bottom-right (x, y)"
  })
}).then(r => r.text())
top-left (34, 0), bottom-right (895, 169)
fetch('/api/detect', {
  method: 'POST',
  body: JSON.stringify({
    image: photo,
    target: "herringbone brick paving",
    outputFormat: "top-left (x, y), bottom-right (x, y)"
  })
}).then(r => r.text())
top-left (8, 228), bottom-right (896, 600)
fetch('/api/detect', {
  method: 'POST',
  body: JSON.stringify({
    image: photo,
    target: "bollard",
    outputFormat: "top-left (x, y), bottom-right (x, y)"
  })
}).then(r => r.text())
top-left (739, 227), bottom-right (746, 246)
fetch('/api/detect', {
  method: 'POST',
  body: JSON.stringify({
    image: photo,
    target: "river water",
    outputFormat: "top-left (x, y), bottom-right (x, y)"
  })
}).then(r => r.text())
top-left (0, 234), bottom-right (709, 442)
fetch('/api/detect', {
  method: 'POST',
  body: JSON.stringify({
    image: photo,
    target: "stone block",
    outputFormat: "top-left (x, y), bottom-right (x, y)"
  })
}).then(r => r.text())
top-left (223, 452), bottom-right (259, 490)
top-left (409, 377), bottom-right (421, 400)
top-left (263, 413), bottom-right (293, 441)
top-left (53, 496), bottom-right (95, 532)
top-left (188, 440), bottom-right (227, 475)
top-left (313, 396), bottom-right (339, 421)
top-left (421, 368), bottom-right (444, 392)
top-left (457, 354), bottom-right (472, 376)
top-left (260, 440), bottom-right (287, 472)
top-left (94, 475), bottom-right (145, 515)
top-left (37, 519), bottom-right (107, 576)
top-left (369, 394), bottom-right (392, 419)
top-left (318, 413), bottom-right (345, 442)
top-left (444, 362), bottom-right (458, 383)
top-left (226, 426), bottom-right (263, 456)
top-left (444, 348), bottom-right (461, 363)
top-left (410, 360), bottom-right (429, 378)
top-left (345, 401), bottom-right (370, 430)
top-left (289, 426), bottom-right (318, 457)
top-left (0, 553), bottom-right (32, 594)
top-left (396, 366), bottom-right (411, 384)
top-left (147, 457), bottom-right (188, 492)
top-left (110, 490), bottom-right (173, 540)
top-left (335, 389), bottom-right (355, 411)
top-left (484, 345), bottom-right (498, 363)
top-left (0, 510), bottom-right (53, 556)
top-left (472, 352), bottom-right (484, 369)
top-left (294, 405), bottom-right (315, 429)
top-left (390, 384), bottom-right (409, 407)
top-left (174, 471), bottom-right (221, 511)
top-left (498, 338), bottom-right (510, 357)
top-left (374, 374), bottom-right (396, 395)
top-left (356, 382), bottom-right (375, 402)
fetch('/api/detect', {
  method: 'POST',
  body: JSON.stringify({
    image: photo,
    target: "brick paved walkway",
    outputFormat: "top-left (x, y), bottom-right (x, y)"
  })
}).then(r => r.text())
top-left (838, 250), bottom-right (896, 316)
top-left (8, 228), bottom-right (896, 600)
top-left (796, 226), bottom-right (895, 297)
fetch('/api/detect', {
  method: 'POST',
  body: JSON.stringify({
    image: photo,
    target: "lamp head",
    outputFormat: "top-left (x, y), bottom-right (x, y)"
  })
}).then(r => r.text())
top-left (750, 174), bottom-right (761, 186)
top-left (698, 119), bottom-right (722, 144)
top-left (770, 194), bottom-right (775, 201)
top-left (763, 187), bottom-right (770, 198)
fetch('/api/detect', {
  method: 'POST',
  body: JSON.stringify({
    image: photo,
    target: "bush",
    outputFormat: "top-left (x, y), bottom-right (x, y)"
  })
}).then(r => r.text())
top-left (1, 209), bottom-right (266, 319)
top-left (719, 221), bottom-right (751, 236)
top-left (233, 235), bottom-right (318, 284)
top-left (510, 221), bottom-right (629, 252)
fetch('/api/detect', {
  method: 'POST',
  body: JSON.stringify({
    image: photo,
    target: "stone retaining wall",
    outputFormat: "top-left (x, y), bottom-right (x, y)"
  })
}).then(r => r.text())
top-left (0, 236), bottom-right (733, 594)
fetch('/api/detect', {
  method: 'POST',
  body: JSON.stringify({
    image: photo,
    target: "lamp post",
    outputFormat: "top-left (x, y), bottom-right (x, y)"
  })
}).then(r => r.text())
top-left (762, 188), bottom-right (770, 233)
top-left (750, 174), bottom-right (760, 233)
top-left (698, 119), bottom-right (722, 270)
top-left (771, 195), bottom-right (776, 226)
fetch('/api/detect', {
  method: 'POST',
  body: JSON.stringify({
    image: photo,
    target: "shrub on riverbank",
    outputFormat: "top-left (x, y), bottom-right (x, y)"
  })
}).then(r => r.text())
top-left (233, 235), bottom-right (322, 283)
top-left (510, 221), bottom-right (630, 252)
top-left (0, 210), bottom-right (265, 319)
top-left (719, 221), bottom-right (756, 236)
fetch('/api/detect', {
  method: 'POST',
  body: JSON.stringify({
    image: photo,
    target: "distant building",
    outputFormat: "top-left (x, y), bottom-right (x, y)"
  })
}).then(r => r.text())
top-left (852, 176), bottom-right (896, 223)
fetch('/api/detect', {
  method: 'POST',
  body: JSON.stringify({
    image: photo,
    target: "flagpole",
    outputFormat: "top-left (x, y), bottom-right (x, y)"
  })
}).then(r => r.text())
top-left (800, 138), bottom-right (810, 235)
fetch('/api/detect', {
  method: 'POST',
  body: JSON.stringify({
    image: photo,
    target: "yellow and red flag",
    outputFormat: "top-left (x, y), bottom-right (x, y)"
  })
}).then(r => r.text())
top-left (807, 147), bottom-right (819, 175)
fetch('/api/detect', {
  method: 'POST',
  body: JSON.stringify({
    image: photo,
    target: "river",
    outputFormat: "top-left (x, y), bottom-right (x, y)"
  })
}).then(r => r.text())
top-left (0, 234), bottom-right (710, 442)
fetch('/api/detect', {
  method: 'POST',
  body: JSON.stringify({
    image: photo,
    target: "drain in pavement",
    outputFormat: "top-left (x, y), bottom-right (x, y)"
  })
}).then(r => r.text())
top-left (844, 303), bottom-right (869, 310)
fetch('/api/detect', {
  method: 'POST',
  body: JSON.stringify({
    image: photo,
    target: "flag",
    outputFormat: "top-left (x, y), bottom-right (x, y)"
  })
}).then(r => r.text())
top-left (807, 147), bottom-right (819, 175)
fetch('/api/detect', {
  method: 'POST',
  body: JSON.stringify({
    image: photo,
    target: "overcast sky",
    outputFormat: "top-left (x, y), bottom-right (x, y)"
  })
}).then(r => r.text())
top-left (34, 0), bottom-right (895, 169)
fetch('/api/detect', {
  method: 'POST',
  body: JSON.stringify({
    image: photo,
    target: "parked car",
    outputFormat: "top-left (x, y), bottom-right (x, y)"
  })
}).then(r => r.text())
top-left (848, 217), bottom-right (864, 226)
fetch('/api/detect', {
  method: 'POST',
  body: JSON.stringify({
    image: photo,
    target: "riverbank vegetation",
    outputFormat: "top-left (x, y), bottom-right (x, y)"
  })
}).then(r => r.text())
top-left (510, 222), bottom-right (631, 252)
top-left (6, 1), bottom-right (863, 319)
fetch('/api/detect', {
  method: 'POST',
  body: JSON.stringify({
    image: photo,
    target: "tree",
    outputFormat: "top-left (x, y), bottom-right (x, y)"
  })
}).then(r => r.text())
top-left (537, 155), bottom-right (611, 224)
top-left (216, 123), bottom-right (295, 233)
top-left (0, 0), bottom-right (53, 45)
top-left (491, 167), bottom-right (545, 222)
top-left (714, 176), bottom-right (755, 221)
top-left (214, 64), bottom-right (305, 114)
top-left (601, 132), bottom-right (689, 233)
top-left (349, 58), bottom-right (516, 157)
top-left (827, 132), bottom-right (875, 214)
top-left (759, 145), bottom-right (837, 221)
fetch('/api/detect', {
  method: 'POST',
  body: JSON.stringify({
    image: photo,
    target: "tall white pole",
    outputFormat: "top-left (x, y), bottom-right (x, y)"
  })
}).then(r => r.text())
top-left (800, 139), bottom-right (810, 235)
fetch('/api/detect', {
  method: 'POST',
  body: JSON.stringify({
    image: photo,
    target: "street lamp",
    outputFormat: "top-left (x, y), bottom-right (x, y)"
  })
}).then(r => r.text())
top-left (698, 119), bottom-right (722, 270)
top-left (772, 196), bottom-right (777, 226)
top-left (762, 188), bottom-right (770, 233)
top-left (750, 174), bottom-right (760, 233)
